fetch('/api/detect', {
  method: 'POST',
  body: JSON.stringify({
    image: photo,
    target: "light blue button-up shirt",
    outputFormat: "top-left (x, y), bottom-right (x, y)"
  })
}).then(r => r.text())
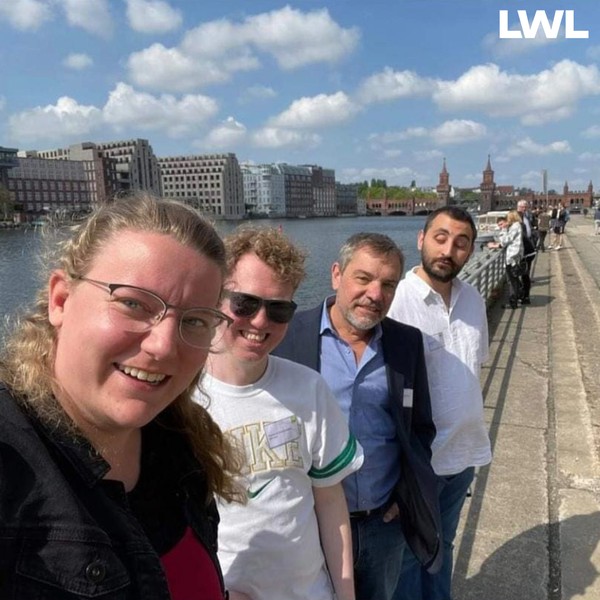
top-left (319, 298), bottom-right (400, 512)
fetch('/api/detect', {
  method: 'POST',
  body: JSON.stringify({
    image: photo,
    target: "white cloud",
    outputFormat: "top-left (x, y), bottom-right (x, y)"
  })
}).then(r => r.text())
top-left (587, 46), bottom-right (600, 61)
top-left (269, 92), bottom-right (359, 129)
top-left (127, 43), bottom-right (259, 91)
top-left (504, 137), bottom-right (572, 158)
top-left (483, 28), bottom-right (560, 60)
top-left (8, 96), bottom-right (103, 142)
top-left (239, 85), bottom-right (277, 104)
top-left (127, 6), bottom-right (358, 91)
top-left (578, 152), bottom-right (600, 161)
top-left (242, 6), bottom-right (360, 70)
top-left (125, 0), bottom-right (182, 34)
top-left (413, 149), bottom-right (444, 162)
top-left (59, 0), bottom-right (113, 38)
top-left (432, 120), bottom-right (487, 145)
top-left (251, 127), bottom-right (321, 149)
top-left (582, 125), bottom-right (600, 138)
top-left (63, 53), bottom-right (93, 70)
top-left (370, 120), bottom-right (486, 148)
top-left (434, 60), bottom-right (600, 125)
top-left (102, 83), bottom-right (218, 137)
top-left (383, 149), bottom-right (403, 159)
top-left (356, 67), bottom-right (436, 104)
top-left (0, 0), bottom-right (51, 30)
top-left (200, 117), bottom-right (247, 149)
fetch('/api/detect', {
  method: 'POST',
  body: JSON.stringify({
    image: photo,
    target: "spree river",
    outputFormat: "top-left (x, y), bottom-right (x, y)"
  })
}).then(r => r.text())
top-left (0, 216), bottom-right (426, 321)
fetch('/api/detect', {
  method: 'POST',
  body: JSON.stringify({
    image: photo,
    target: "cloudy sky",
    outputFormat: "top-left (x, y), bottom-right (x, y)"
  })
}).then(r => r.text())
top-left (1, 0), bottom-right (599, 190)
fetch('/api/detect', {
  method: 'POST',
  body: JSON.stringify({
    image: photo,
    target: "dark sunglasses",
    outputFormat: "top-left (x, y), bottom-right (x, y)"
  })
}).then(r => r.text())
top-left (224, 291), bottom-right (297, 324)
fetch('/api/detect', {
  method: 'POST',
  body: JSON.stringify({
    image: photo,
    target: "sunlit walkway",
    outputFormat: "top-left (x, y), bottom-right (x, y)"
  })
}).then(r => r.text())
top-left (453, 215), bottom-right (600, 600)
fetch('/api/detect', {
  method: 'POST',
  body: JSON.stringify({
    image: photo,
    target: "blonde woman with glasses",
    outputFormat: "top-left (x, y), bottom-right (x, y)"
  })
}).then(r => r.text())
top-left (0, 194), bottom-right (242, 599)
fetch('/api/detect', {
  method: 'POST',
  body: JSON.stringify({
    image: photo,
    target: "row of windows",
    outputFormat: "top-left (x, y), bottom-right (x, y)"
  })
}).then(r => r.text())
top-left (8, 179), bottom-right (88, 191)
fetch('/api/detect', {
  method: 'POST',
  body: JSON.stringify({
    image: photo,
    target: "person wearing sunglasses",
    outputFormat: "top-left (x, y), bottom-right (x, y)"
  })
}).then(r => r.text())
top-left (197, 227), bottom-right (364, 600)
top-left (0, 194), bottom-right (242, 599)
top-left (274, 232), bottom-right (442, 600)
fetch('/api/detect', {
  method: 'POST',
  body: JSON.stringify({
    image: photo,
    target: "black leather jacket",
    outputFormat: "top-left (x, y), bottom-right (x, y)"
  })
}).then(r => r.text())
top-left (0, 384), bottom-right (225, 599)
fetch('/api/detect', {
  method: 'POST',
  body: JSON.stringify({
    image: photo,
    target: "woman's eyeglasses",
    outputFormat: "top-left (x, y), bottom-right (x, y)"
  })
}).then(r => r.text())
top-left (224, 291), bottom-right (297, 324)
top-left (75, 276), bottom-right (233, 349)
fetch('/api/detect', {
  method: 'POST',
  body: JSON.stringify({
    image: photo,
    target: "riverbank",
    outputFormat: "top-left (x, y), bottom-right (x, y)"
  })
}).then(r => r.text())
top-left (453, 214), bottom-right (600, 599)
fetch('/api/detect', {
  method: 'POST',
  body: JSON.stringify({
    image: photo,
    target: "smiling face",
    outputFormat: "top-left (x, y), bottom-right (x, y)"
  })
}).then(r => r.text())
top-left (331, 246), bottom-right (401, 336)
top-left (48, 229), bottom-right (223, 438)
top-left (418, 213), bottom-right (474, 284)
top-left (215, 252), bottom-right (295, 382)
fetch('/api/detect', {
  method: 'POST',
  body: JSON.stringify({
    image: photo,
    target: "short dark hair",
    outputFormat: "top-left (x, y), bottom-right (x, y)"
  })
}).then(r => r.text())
top-left (423, 206), bottom-right (477, 245)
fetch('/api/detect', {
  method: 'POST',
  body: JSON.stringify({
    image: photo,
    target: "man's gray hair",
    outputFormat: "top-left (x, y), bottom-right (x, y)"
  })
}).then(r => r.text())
top-left (337, 232), bottom-right (405, 274)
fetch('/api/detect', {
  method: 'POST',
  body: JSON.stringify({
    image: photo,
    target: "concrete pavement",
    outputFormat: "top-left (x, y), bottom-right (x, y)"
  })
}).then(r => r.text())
top-left (452, 214), bottom-right (600, 600)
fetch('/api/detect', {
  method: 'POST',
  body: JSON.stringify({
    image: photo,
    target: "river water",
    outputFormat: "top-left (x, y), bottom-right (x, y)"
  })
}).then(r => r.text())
top-left (0, 216), bottom-right (426, 321)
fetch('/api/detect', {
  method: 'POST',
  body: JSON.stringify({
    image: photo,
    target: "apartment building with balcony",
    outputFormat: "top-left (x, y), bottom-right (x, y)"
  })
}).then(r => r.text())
top-left (96, 138), bottom-right (161, 197)
top-left (240, 163), bottom-right (285, 217)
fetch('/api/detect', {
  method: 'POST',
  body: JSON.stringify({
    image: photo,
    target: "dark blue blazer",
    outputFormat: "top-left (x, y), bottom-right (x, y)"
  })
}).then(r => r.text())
top-left (273, 305), bottom-right (443, 573)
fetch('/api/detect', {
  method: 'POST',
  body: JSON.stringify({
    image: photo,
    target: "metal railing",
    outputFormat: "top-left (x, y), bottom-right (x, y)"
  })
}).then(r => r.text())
top-left (459, 247), bottom-right (506, 305)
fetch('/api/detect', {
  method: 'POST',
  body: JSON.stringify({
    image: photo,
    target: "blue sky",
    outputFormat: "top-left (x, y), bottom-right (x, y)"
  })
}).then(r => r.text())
top-left (1, 0), bottom-right (599, 191)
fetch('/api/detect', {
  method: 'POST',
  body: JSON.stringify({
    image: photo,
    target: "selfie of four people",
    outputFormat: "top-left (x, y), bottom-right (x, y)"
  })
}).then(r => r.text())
top-left (0, 195), bottom-right (491, 599)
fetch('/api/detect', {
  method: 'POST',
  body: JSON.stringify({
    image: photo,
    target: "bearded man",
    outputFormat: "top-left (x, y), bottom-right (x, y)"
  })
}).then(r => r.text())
top-left (388, 206), bottom-right (492, 600)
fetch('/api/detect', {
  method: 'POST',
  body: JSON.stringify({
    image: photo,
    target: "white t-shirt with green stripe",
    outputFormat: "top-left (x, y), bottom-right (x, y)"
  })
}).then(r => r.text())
top-left (202, 355), bottom-right (363, 600)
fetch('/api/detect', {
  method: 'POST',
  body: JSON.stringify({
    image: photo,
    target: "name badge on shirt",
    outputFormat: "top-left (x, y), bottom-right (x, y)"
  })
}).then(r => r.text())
top-left (403, 388), bottom-right (413, 409)
top-left (426, 332), bottom-right (445, 352)
top-left (264, 416), bottom-right (301, 449)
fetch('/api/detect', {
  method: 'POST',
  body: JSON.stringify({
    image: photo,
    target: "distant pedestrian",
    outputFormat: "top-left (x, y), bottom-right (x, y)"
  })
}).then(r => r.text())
top-left (537, 209), bottom-right (551, 252)
top-left (549, 202), bottom-right (569, 249)
top-left (594, 206), bottom-right (600, 235)
top-left (388, 206), bottom-right (491, 600)
top-left (488, 211), bottom-right (524, 309)
top-left (516, 200), bottom-right (536, 305)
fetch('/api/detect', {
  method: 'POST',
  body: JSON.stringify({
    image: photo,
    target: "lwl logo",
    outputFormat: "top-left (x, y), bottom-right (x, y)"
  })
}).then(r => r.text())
top-left (499, 10), bottom-right (589, 39)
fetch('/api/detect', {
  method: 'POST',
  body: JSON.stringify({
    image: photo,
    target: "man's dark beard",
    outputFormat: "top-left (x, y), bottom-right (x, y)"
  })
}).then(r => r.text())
top-left (422, 256), bottom-right (462, 283)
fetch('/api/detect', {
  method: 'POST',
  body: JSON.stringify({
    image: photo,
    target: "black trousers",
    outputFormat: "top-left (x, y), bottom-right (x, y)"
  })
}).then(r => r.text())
top-left (520, 256), bottom-right (534, 300)
top-left (506, 264), bottom-right (523, 308)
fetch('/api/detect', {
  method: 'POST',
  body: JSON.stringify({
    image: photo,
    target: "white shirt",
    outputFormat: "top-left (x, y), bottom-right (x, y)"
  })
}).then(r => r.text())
top-left (199, 356), bottom-right (363, 600)
top-left (387, 269), bottom-right (492, 476)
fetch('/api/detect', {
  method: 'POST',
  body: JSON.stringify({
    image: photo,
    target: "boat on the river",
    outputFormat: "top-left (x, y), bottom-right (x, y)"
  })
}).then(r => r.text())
top-left (476, 210), bottom-right (508, 243)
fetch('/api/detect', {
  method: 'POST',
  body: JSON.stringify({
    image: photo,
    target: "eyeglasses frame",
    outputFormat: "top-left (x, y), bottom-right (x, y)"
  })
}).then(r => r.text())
top-left (73, 275), bottom-right (233, 348)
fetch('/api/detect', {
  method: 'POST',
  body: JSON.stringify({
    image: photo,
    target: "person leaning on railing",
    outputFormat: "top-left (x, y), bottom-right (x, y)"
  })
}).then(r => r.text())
top-left (487, 210), bottom-right (524, 310)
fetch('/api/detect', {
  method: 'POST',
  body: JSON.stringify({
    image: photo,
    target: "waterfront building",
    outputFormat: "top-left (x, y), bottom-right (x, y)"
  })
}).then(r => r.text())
top-left (96, 139), bottom-right (161, 197)
top-left (7, 154), bottom-right (94, 222)
top-left (477, 155), bottom-right (594, 212)
top-left (0, 146), bottom-right (18, 190)
top-left (272, 164), bottom-right (313, 217)
top-left (336, 182), bottom-right (359, 215)
top-left (240, 163), bottom-right (285, 217)
top-left (36, 142), bottom-right (118, 206)
top-left (159, 153), bottom-right (244, 220)
top-left (305, 165), bottom-right (336, 217)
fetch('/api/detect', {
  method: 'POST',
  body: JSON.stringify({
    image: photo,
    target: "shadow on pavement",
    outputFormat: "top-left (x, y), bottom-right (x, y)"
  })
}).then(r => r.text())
top-left (453, 513), bottom-right (600, 600)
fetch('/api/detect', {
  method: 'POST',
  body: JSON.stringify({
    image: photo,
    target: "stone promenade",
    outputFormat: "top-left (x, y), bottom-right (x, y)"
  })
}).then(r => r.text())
top-left (452, 214), bottom-right (600, 600)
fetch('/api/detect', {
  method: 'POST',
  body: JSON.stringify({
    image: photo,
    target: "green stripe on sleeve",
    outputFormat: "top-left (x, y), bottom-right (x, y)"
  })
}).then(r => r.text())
top-left (309, 434), bottom-right (358, 479)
